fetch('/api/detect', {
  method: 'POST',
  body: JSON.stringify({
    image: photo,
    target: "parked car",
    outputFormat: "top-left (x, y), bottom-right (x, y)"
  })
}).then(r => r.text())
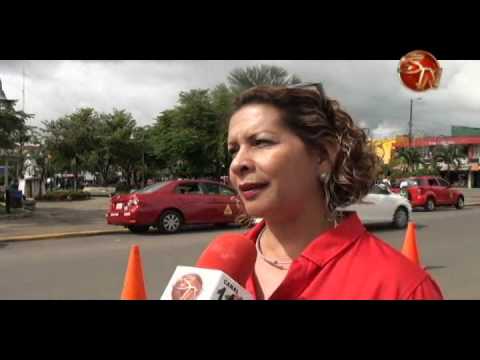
top-left (391, 176), bottom-right (464, 211)
top-left (83, 186), bottom-right (116, 197)
top-left (106, 179), bottom-right (245, 234)
top-left (249, 184), bottom-right (412, 229)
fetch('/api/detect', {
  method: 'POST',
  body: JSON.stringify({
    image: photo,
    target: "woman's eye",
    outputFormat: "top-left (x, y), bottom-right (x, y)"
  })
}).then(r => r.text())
top-left (255, 139), bottom-right (272, 147)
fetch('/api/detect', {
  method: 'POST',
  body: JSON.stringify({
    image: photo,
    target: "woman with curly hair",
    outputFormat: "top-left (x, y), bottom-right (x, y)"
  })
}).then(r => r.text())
top-left (227, 83), bottom-right (443, 300)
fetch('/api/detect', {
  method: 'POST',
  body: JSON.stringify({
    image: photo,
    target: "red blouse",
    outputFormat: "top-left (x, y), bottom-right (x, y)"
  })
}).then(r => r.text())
top-left (244, 212), bottom-right (444, 300)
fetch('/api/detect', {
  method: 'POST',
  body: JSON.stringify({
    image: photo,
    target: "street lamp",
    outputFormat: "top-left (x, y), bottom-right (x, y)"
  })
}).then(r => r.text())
top-left (409, 97), bottom-right (423, 147)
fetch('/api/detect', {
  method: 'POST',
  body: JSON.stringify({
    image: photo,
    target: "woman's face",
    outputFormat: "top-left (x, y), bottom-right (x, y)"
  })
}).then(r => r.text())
top-left (228, 104), bottom-right (325, 221)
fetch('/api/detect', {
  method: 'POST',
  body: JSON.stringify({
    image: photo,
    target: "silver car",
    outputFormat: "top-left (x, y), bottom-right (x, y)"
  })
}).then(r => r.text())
top-left (249, 184), bottom-right (412, 229)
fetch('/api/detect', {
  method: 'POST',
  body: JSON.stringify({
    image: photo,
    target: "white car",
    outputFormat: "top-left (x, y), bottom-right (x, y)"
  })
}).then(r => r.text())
top-left (249, 184), bottom-right (412, 229)
top-left (341, 184), bottom-right (412, 229)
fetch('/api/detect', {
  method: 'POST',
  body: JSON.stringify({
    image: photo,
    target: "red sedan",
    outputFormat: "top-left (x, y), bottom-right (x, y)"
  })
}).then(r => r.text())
top-left (106, 179), bottom-right (245, 234)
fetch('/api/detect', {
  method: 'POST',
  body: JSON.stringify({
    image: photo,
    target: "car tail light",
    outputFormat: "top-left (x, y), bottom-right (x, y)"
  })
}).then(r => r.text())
top-left (127, 196), bottom-right (141, 208)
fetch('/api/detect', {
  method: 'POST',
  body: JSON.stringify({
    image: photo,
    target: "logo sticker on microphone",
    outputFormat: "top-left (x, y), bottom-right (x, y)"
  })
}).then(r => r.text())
top-left (398, 50), bottom-right (442, 92)
top-left (171, 274), bottom-right (203, 300)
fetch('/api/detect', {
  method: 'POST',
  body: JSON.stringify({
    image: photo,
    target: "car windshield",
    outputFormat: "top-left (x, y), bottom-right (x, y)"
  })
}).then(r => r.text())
top-left (393, 178), bottom-right (419, 188)
top-left (136, 182), bottom-right (169, 194)
top-left (405, 179), bottom-right (420, 187)
top-left (371, 184), bottom-right (390, 194)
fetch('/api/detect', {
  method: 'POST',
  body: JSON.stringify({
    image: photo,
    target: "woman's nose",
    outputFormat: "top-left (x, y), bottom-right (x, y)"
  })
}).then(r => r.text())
top-left (230, 149), bottom-right (254, 176)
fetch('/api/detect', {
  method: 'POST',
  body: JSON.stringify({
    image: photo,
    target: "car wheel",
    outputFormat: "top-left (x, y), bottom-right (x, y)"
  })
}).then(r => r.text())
top-left (393, 207), bottom-right (409, 229)
top-left (127, 225), bottom-right (150, 234)
top-left (159, 210), bottom-right (183, 234)
top-left (425, 198), bottom-right (435, 211)
top-left (455, 196), bottom-right (465, 210)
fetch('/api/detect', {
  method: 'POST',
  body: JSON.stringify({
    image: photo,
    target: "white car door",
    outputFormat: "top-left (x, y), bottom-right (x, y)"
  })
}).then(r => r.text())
top-left (345, 185), bottom-right (396, 224)
top-left (345, 193), bottom-right (376, 223)
top-left (369, 189), bottom-right (398, 223)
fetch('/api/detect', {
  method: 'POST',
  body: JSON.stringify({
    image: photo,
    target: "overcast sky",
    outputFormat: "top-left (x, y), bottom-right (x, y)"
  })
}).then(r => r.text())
top-left (1, 60), bottom-right (479, 139)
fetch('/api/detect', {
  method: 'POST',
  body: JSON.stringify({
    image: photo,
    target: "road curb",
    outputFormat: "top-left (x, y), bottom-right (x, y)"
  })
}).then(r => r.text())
top-left (465, 203), bottom-right (480, 207)
top-left (0, 229), bottom-right (129, 243)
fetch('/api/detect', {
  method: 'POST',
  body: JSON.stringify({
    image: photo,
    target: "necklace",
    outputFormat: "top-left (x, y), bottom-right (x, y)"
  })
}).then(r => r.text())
top-left (256, 227), bottom-right (293, 269)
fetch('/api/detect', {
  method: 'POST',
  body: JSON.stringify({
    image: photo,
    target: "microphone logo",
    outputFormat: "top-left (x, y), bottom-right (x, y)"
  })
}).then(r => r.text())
top-left (171, 274), bottom-right (203, 300)
top-left (398, 50), bottom-right (442, 92)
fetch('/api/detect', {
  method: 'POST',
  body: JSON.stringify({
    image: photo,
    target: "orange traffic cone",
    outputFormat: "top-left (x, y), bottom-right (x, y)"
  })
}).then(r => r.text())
top-left (121, 245), bottom-right (148, 300)
top-left (401, 222), bottom-right (421, 266)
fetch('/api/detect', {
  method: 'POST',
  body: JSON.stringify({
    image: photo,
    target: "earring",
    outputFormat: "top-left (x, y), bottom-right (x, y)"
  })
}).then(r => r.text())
top-left (319, 173), bottom-right (328, 182)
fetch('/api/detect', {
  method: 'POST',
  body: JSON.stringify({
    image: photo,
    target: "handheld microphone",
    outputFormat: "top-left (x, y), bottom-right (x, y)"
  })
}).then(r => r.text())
top-left (160, 233), bottom-right (256, 300)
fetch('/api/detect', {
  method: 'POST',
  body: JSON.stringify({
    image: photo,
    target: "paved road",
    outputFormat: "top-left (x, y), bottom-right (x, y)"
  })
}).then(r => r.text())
top-left (1, 207), bottom-right (479, 299)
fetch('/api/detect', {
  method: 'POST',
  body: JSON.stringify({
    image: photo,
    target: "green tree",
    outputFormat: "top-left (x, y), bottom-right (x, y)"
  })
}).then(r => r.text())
top-left (0, 101), bottom-right (35, 187)
top-left (89, 109), bottom-right (139, 186)
top-left (228, 64), bottom-right (301, 94)
top-left (210, 84), bottom-right (236, 176)
top-left (394, 148), bottom-right (425, 173)
top-left (0, 107), bottom-right (30, 151)
top-left (151, 89), bottom-right (225, 179)
top-left (433, 145), bottom-right (465, 182)
top-left (122, 126), bottom-right (147, 188)
top-left (43, 108), bottom-right (101, 191)
top-left (141, 125), bottom-right (162, 182)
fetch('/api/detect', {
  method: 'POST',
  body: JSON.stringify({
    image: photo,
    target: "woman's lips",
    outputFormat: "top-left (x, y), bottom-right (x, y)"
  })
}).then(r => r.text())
top-left (239, 183), bottom-right (269, 200)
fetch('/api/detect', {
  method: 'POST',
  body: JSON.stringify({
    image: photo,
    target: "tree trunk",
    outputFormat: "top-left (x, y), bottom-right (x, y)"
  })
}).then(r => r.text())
top-left (101, 162), bottom-right (110, 187)
top-left (125, 166), bottom-right (133, 188)
top-left (73, 156), bottom-right (78, 192)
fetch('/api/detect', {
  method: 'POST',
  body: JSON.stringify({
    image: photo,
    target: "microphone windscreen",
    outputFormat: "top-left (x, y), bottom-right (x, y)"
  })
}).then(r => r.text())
top-left (196, 233), bottom-right (257, 286)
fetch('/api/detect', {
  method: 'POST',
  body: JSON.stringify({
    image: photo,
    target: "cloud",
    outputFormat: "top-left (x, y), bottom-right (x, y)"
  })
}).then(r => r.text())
top-left (0, 60), bottom-right (478, 137)
top-left (371, 121), bottom-right (404, 139)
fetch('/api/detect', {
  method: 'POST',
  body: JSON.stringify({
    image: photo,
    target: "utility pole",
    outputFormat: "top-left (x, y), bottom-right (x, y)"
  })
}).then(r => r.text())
top-left (408, 98), bottom-right (422, 148)
top-left (22, 66), bottom-right (26, 112)
top-left (408, 99), bottom-right (413, 148)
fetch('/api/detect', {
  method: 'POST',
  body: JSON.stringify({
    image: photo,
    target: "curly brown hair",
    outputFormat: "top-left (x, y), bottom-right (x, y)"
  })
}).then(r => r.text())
top-left (231, 85), bottom-right (378, 213)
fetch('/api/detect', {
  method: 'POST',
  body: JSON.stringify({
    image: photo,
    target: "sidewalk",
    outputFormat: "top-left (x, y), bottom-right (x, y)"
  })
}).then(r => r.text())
top-left (0, 197), bottom-right (127, 242)
top-left (453, 188), bottom-right (480, 206)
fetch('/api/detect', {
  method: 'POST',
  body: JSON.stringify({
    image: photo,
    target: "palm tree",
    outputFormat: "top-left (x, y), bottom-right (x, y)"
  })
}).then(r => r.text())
top-left (433, 145), bottom-right (465, 182)
top-left (394, 148), bottom-right (425, 174)
top-left (228, 65), bottom-right (301, 94)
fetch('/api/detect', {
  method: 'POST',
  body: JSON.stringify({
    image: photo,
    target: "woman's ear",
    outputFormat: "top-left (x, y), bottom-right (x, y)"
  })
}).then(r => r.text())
top-left (316, 158), bottom-right (330, 178)
top-left (315, 141), bottom-right (339, 177)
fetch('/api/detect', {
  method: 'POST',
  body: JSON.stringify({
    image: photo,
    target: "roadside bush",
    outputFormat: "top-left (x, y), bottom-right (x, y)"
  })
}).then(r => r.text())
top-left (35, 191), bottom-right (91, 201)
